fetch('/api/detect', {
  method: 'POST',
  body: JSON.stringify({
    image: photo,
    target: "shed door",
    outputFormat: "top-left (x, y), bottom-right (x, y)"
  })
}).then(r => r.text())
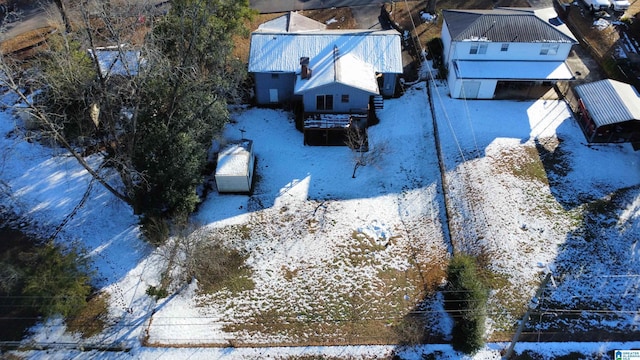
top-left (269, 89), bottom-right (278, 103)
top-left (460, 81), bottom-right (481, 99)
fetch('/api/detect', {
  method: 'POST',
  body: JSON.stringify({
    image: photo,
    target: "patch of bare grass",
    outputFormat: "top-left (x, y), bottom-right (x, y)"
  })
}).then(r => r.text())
top-left (491, 145), bottom-right (548, 184)
top-left (66, 291), bottom-right (109, 338)
top-left (192, 242), bottom-right (255, 294)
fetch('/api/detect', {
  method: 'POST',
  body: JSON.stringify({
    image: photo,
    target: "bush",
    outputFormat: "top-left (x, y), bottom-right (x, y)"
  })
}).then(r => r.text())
top-left (146, 285), bottom-right (169, 299)
top-left (444, 253), bottom-right (488, 354)
top-left (21, 242), bottom-right (92, 319)
top-left (140, 215), bottom-right (170, 246)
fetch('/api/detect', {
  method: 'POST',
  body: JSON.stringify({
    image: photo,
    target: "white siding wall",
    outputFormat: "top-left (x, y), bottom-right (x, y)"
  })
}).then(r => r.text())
top-left (451, 41), bottom-right (573, 61)
top-left (301, 83), bottom-right (373, 113)
top-left (450, 78), bottom-right (498, 99)
top-left (441, 21), bottom-right (453, 64)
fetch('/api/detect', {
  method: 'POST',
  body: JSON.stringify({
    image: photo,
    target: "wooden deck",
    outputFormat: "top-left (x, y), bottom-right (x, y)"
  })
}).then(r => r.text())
top-left (302, 113), bottom-right (368, 146)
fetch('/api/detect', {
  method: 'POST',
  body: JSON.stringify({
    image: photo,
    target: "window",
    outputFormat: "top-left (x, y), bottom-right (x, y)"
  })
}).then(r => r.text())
top-left (271, 73), bottom-right (279, 79)
top-left (540, 44), bottom-right (559, 55)
top-left (341, 94), bottom-right (349, 103)
top-left (316, 95), bottom-right (334, 110)
top-left (501, 43), bottom-right (509, 52)
top-left (469, 43), bottom-right (487, 55)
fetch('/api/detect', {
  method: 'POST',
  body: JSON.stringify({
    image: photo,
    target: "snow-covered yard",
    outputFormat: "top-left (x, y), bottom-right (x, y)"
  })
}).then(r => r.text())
top-left (431, 80), bottom-right (640, 340)
top-left (1, 79), bottom-right (640, 359)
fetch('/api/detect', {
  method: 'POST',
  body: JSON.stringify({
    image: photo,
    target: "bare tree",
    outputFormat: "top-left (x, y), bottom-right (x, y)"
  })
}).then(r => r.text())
top-left (346, 122), bottom-right (388, 178)
top-left (0, 55), bottom-right (134, 205)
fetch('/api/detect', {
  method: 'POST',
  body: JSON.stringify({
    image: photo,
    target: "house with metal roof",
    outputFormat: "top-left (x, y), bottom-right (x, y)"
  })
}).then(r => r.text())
top-left (574, 79), bottom-right (640, 144)
top-left (248, 12), bottom-right (403, 106)
top-left (441, 7), bottom-right (578, 99)
top-left (248, 12), bottom-right (403, 145)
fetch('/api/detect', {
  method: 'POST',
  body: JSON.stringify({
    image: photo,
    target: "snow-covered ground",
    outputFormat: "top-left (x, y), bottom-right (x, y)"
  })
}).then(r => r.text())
top-left (1, 79), bottom-right (639, 359)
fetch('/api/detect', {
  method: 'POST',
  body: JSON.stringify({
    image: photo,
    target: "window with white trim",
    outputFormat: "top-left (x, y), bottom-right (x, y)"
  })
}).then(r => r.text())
top-left (470, 43), bottom-right (487, 55)
top-left (540, 44), bottom-right (559, 55)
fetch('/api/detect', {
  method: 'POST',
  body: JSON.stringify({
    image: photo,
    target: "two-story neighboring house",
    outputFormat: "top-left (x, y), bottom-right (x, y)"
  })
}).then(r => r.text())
top-left (441, 7), bottom-right (578, 99)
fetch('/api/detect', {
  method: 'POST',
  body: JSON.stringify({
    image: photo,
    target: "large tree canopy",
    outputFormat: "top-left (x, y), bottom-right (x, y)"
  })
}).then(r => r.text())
top-left (5, 0), bottom-right (252, 220)
top-left (131, 0), bottom-right (252, 217)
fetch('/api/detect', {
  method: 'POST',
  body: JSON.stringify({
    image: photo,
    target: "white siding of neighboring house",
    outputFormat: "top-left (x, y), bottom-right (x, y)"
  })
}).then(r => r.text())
top-left (451, 41), bottom-right (573, 62)
top-left (441, 19), bottom-right (453, 64)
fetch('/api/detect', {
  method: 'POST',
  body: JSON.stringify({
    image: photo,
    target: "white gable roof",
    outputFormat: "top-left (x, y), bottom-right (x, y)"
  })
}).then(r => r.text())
top-left (294, 52), bottom-right (378, 94)
top-left (248, 30), bottom-right (403, 74)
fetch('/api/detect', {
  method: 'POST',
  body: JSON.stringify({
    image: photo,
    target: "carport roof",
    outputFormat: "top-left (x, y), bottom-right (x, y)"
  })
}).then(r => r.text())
top-left (453, 60), bottom-right (575, 80)
top-left (575, 79), bottom-right (640, 127)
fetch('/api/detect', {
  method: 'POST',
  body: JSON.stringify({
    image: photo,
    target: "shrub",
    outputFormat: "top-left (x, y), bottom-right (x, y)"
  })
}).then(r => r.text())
top-left (140, 215), bottom-right (170, 246)
top-left (444, 253), bottom-right (488, 354)
top-left (146, 285), bottom-right (169, 299)
top-left (21, 242), bottom-right (92, 319)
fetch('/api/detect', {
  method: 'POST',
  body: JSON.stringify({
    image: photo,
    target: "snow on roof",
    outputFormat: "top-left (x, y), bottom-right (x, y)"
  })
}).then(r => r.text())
top-left (454, 60), bottom-right (575, 80)
top-left (257, 11), bottom-right (327, 32)
top-left (88, 45), bottom-right (142, 78)
top-left (216, 140), bottom-right (253, 177)
top-left (575, 79), bottom-right (640, 127)
top-left (248, 30), bottom-right (403, 74)
top-left (294, 51), bottom-right (379, 94)
top-left (442, 7), bottom-right (577, 43)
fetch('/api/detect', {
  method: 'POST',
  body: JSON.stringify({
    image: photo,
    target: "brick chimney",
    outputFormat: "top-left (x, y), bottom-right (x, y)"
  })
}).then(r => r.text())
top-left (300, 57), bottom-right (311, 79)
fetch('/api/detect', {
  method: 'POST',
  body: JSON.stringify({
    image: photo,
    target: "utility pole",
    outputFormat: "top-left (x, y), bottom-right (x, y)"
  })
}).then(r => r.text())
top-left (503, 272), bottom-right (552, 359)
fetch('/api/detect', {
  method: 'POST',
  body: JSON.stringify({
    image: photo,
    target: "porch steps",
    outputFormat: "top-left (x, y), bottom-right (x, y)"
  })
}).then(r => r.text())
top-left (373, 95), bottom-right (384, 110)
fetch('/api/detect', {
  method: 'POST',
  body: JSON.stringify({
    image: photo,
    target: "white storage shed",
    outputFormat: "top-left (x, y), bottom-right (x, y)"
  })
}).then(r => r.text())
top-left (215, 140), bottom-right (255, 193)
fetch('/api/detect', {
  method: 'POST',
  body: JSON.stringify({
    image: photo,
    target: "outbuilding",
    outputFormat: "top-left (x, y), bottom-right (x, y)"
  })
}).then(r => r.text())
top-left (574, 79), bottom-right (640, 144)
top-left (215, 140), bottom-right (255, 193)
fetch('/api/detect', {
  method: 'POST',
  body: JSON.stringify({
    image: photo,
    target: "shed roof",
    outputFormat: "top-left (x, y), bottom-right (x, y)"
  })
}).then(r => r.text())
top-left (575, 79), bottom-right (640, 127)
top-left (454, 60), bottom-right (574, 80)
top-left (248, 30), bottom-right (403, 74)
top-left (294, 52), bottom-right (378, 94)
top-left (88, 45), bottom-right (142, 78)
top-left (216, 140), bottom-right (253, 177)
top-left (442, 7), bottom-right (577, 43)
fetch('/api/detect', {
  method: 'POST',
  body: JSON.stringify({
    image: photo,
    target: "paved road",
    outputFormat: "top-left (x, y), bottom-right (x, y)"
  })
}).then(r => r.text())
top-left (249, 0), bottom-right (384, 13)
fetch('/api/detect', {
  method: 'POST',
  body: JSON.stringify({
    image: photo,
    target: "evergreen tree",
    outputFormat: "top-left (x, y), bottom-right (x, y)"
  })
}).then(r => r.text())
top-left (444, 253), bottom-right (489, 354)
top-left (131, 0), bottom-right (252, 218)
